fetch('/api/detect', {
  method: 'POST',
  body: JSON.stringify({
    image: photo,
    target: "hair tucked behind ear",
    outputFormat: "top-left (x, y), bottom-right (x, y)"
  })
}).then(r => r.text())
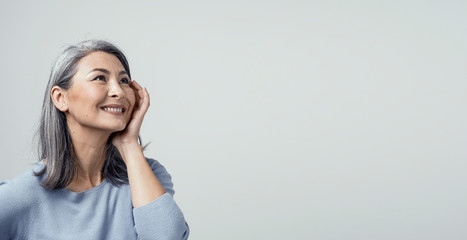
top-left (35, 39), bottom-right (141, 189)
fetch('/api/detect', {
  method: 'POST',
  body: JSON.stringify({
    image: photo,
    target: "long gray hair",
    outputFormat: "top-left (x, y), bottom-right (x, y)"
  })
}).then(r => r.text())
top-left (35, 39), bottom-right (137, 189)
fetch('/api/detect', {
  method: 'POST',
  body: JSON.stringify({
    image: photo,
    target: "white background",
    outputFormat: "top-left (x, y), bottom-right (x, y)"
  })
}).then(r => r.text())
top-left (1, 1), bottom-right (466, 239)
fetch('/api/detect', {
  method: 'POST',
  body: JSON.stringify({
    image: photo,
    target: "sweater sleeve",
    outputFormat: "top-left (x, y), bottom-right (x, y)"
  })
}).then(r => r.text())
top-left (132, 158), bottom-right (190, 240)
top-left (0, 180), bottom-right (12, 239)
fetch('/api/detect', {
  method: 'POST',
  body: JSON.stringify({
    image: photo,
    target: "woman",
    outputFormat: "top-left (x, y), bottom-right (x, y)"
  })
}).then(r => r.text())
top-left (0, 40), bottom-right (189, 239)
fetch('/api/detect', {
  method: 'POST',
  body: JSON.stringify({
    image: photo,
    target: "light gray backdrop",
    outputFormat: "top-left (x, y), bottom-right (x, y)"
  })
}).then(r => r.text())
top-left (1, 1), bottom-right (466, 239)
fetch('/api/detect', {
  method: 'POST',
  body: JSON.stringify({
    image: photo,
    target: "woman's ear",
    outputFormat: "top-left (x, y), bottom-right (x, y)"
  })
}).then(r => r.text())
top-left (51, 86), bottom-right (68, 112)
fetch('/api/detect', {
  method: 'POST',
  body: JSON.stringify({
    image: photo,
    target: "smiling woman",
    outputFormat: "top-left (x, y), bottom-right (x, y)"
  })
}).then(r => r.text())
top-left (0, 40), bottom-right (189, 239)
top-left (52, 51), bottom-right (136, 140)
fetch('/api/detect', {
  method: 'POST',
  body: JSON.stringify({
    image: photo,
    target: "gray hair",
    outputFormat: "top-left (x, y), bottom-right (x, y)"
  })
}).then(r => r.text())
top-left (35, 39), bottom-right (137, 189)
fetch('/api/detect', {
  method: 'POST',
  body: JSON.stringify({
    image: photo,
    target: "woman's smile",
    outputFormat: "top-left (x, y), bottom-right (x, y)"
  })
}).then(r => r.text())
top-left (101, 104), bottom-right (127, 114)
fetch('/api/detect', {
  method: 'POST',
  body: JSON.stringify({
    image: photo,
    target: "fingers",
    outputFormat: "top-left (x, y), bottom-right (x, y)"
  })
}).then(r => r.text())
top-left (130, 80), bottom-right (150, 115)
top-left (131, 80), bottom-right (143, 92)
top-left (143, 87), bottom-right (150, 109)
top-left (131, 80), bottom-right (143, 103)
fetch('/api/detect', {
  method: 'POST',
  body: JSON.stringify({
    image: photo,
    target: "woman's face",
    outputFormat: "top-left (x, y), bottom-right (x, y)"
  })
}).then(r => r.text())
top-left (62, 51), bottom-right (136, 133)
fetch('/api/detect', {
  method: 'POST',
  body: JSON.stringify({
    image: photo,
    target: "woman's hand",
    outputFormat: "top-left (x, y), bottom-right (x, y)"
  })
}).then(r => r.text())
top-left (112, 80), bottom-right (150, 153)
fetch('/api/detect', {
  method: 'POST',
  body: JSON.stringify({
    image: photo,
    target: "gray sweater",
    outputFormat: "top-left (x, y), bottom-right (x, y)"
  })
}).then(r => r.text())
top-left (0, 158), bottom-right (189, 239)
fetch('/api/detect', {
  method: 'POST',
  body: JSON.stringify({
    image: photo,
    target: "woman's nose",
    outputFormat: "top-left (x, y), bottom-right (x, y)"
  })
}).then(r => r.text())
top-left (108, 80), bottom-right (124, 99)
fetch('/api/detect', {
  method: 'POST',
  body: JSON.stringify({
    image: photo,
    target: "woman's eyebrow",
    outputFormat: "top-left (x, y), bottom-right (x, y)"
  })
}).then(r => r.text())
top-left (119, 70), bottom-right (129, 76)
top-left (89, 68), bottom-right (110, 74)
top-left (88, 68), bottom-right (128, 76)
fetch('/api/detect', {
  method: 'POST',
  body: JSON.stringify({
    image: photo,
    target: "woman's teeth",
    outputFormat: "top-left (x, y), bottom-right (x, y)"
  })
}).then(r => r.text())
top-left (104, 107), bottom-right (123, 112)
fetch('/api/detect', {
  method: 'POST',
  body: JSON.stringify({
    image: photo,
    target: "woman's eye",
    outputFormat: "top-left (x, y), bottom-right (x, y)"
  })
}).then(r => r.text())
top-left (120, 78), bottom-right (130, 84)
top-left (93, 75), bottom-right (106, 81)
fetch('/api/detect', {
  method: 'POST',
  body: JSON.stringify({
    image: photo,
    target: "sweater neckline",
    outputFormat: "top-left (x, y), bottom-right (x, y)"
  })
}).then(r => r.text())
top-left (36, 160), bottom-right (110, 195)
top-left (59, 178), bottom-right (109, 195)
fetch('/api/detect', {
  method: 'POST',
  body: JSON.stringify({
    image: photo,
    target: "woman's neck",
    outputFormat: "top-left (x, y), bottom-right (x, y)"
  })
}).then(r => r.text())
top-left (66, 123), bottom-right (111, 192)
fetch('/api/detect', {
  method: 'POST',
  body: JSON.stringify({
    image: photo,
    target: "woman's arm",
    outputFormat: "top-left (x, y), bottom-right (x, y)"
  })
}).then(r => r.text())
top-left (132, 158), bottom-right (190, 240)
top-left (113, 80), bottom-right (165, 208)
top-left (112, 81), bottom-right (189, 239)
top-left (117, 143), bottom-right (166, 208)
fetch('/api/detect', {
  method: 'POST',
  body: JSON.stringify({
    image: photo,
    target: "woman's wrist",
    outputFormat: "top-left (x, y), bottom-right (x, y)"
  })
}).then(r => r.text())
top-left (115, 141), bottom-right (143, 160)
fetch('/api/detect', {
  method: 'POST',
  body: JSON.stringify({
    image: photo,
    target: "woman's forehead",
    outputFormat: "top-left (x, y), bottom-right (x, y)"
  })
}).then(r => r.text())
top-left (77, 51), bottom-right (125, 73)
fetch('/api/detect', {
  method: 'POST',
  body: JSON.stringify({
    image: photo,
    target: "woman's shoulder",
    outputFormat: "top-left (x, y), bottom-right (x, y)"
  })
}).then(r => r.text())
top-left (145, 157), bottom-right (175, 196)
top-left (0, 162), bottom-right (46, 228)
top-left (0, 162), bottom-right (46, 205)
top-left (145, 157), bottom-right (167, 170)
top-left (145, 157), bottom-right (171, 175)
